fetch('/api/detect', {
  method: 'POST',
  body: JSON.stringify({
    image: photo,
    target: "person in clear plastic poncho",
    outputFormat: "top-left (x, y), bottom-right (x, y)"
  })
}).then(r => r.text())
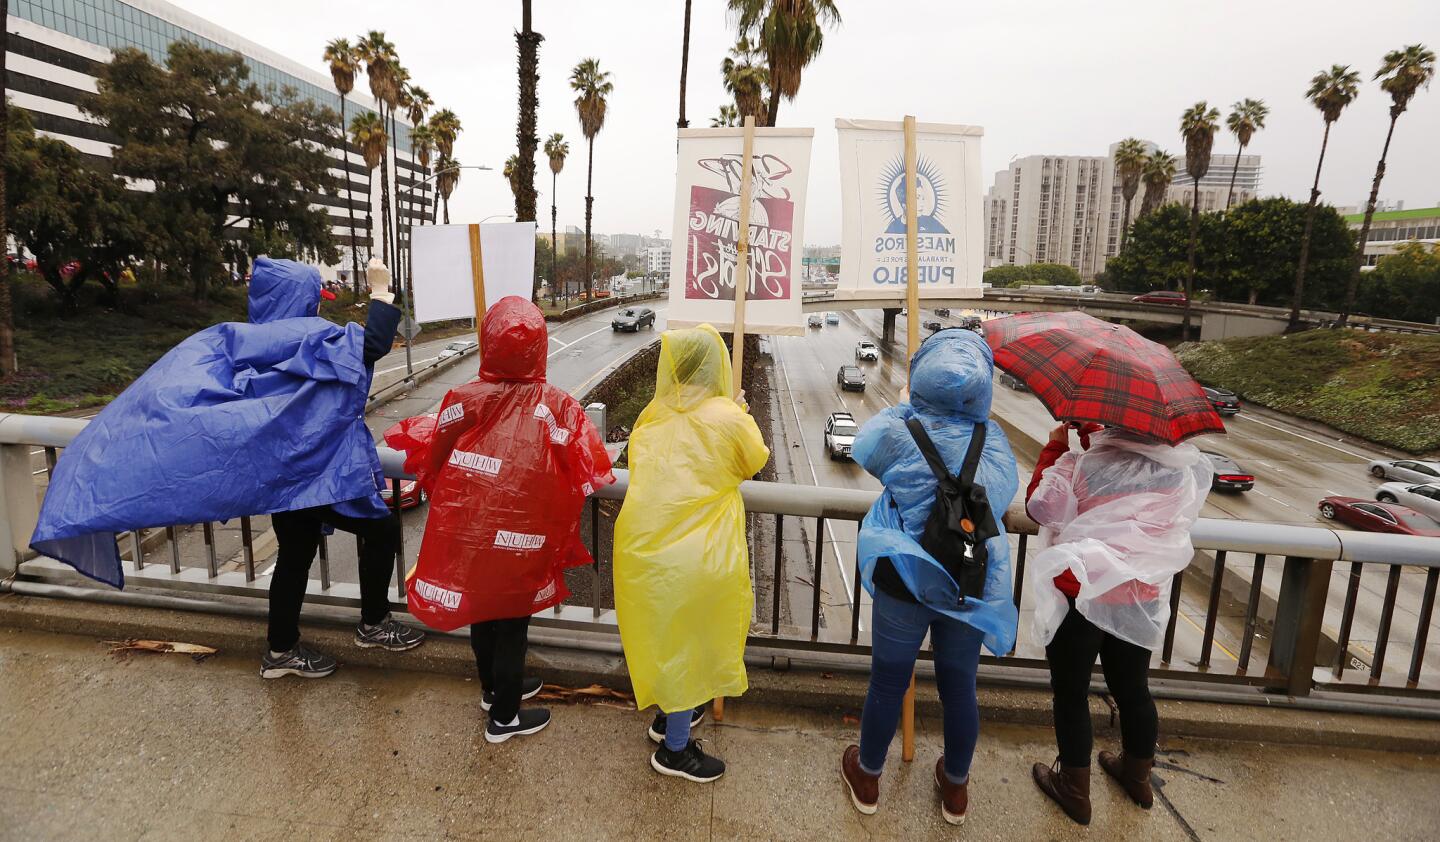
top-left (1025, 423), bottom-right (1211, 825)
top-left (614, 324), bottom-right (769, 782)
top-left (838, 328), bottom-right (1020, 824)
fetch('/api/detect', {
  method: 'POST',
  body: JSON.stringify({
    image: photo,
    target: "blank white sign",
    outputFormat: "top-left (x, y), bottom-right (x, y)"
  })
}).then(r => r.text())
top-left (411, 222), bottom-right (537, 323)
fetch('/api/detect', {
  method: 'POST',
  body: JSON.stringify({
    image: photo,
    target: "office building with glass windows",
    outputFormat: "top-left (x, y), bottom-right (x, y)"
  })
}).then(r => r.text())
top-left (5, 0), bottom-right (431, 277)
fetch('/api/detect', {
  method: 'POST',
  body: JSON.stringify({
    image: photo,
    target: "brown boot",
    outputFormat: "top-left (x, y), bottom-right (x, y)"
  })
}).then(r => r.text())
top-left (841, 745), bottom-right (879, 815)
top-left (934, 757), bottom-right (968, 825)
top-left (1098, 750), bottom-right (1154, 809)
top-left (1032, 758), bottom-right (1091, 826)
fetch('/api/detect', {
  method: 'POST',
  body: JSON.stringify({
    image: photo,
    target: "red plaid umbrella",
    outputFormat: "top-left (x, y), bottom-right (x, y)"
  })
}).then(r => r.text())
top-left (983, 311), bottom-right (1224, 444)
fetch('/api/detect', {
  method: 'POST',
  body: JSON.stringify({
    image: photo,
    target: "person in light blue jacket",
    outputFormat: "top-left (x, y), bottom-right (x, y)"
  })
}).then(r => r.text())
top-left (839, 328), bottom-right (1020, 826)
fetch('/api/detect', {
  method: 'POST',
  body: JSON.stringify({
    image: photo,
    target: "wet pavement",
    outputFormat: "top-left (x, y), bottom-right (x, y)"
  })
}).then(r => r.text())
top-left (2, 623), bottom-right (1437, 841)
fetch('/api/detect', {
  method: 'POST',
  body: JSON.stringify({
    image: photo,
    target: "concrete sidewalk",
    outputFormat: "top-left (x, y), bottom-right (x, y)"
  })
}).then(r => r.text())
top-left (2, 623), bottom-right (1438, 841)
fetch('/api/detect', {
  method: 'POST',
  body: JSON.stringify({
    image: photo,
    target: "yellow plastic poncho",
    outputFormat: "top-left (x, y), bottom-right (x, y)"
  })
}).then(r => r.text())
top-left (614, 325), bottom-right (770, 713)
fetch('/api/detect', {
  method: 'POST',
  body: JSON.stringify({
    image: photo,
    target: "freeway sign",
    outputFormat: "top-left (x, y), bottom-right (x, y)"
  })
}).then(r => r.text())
top-left (802, 256), bottom-right (840, 266)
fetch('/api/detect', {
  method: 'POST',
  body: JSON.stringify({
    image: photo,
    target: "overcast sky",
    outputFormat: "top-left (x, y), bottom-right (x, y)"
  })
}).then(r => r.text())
top-left (173, 0), bottom-right (1440, 244)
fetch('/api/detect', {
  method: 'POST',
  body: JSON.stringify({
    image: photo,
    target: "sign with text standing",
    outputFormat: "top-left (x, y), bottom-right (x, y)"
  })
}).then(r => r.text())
top-left (835, 119), bottom-right (984, 300)
top-left (666, 127), bottom-right (813, 335)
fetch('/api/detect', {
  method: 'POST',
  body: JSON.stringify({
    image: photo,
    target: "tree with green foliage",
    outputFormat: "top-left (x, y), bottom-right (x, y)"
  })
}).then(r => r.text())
top-left (1179, 101), bottom-right (1220, 339)
top-left (982, 263), bottom-right (1083, 288)
top-left (1358, 242), bottom-right (1440, 324)
top-left (1224, 98), bottom-right (1268, 209)
top-left (728, 0), bottom-right (840, 126)
top-left (1112, 138), bottom-right (1147, 251)
top-left (1138, 150), bottom-right (1177, 218)
top-left (0, 0), bottom-right (15, 375)
top-left (1291, 65), bottom-right (1361, 331)
top-left (516, 1), bottom-right (542, 225)
top-left (571, 57), bottom-right (612, 302)
top-left (83, 43), bottom-right (339, 298)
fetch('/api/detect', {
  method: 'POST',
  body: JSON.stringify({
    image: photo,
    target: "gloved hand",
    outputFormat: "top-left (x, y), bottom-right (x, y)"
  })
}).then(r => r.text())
top-left (367, 258), bottom-right (395, 305)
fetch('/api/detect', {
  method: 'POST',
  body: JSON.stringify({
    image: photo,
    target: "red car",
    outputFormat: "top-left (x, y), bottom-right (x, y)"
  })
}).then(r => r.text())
top-left (1131, 290), bottom-right (1187, 306)
top-left (379, 479), bottom-right (426, 510)
top-left (1318, 496), bottom-right (1440, 537)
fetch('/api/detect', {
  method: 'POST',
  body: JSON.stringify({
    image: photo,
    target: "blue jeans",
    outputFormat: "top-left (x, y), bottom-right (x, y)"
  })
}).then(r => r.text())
top-left (859, 589), bottom-right (984, 781)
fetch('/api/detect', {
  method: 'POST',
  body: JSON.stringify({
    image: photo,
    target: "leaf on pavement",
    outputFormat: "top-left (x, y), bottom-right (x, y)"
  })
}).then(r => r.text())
top-left (104, 639), bottom-right (218, 662)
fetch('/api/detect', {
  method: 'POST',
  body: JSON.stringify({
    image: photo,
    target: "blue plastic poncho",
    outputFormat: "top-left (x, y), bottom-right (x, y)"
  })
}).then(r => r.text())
top-left (854, 328), bottom-right (1021, 655)
top-left (30, 257), bottom-right (387, 588)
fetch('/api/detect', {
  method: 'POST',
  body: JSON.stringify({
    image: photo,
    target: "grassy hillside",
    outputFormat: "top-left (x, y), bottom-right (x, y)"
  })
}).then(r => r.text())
top-left (1175, 329), bottom-right (1440, 454)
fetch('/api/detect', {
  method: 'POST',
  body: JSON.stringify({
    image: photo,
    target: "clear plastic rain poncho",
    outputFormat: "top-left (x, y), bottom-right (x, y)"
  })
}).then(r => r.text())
top-left (854, 329), bottom-right (1021, 655)
top-left (1026, 428), bottom-right (1212, 650)
top-left (613, 325), bottom-right (770, 713)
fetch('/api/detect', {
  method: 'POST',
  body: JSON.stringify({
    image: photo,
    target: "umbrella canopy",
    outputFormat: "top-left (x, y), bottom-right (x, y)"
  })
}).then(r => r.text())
top-left (983, 312), bottom-right (1224, 444)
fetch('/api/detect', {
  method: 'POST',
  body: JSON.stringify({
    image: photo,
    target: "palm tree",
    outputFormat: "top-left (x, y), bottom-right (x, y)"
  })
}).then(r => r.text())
top-left (404, 86), bottom-right (432, 249)
top-left (429, 109), bottom-right (462, 224)
top-left (1113, 138), bottom-right (1147, 252)
top-left (516, 0), bottom-right (542, 223)
top-left (1139, 150), bottom-right (1177, 217)
top-left (388, 66), bottom-right (411, 273)
top-left (571, 58), bottom-right (612, 301)
top-left (728, 0), bottom-right (841, 126)
top-left (1224, 98), bottom-right (1268, 209)
top-left (544, 132), bottom-right (568, 304)
top-left (410, 124), bottom-right (436, 228)
top-left (1289, 65), bottom-right (1361, 331)
top-left (712, 104), bottom-right (740, 127)
top-left (503, 154), bottom-right (522, 208)
top-left (678, 0), bottom-right (693, 129)
top-left (323, 37), bottom-right (364, 296)
top-left (1340, 43), bottom-right (1436, 325)
top-left (349, 111), bottom-right (387, 263)
top-left (722, 36), bottom-right (770, 125)
top-left (1179, 101), bottom-right (1220, 340)
top-left (436, 155), bottom-right (461, 225)
top-left (355, 31), bottom-right (397, 271)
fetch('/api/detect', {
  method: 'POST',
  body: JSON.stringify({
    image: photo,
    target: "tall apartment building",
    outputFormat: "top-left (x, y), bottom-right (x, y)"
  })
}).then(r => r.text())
top-left (984, 141), bottom-right (1263, 280)
top-left (5, 0), bottom-right (429, 277)
top-left (643, 245), bottom-right (670, 275)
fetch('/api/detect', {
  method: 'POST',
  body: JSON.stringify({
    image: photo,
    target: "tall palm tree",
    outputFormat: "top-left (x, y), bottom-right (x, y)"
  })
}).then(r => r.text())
top-left (516, 0), bottom-right (542, 223)
top-left (0, 0), bottom-right (13, 374)
top-left (1139, 150), bottom-right (1177, 217)
top-left (1340, 43), bottom-right (1436, 325)
top-left (436, 155), bottom-right (461, 225)
top-left (544, 132), bottom-right (568, 304)
top-left (323, 37), bottom-right (364, 296)
top-left (712, 104), bottom-right (740, 127)
top-left (571, 58), bottom-right (612, 301)
top-left (409, 124), bottom-right (436, 228)
top-left (503, 154), bottom-right (522, 207)
top-left (428, 109), bottom-right (462, 224)
top-left (404, 86), bottom-right (432, 251)
top-left (1224, 98), bottom-right (1268, 209)
top-left (355, 31), bottom-right (397, 271)
top-left (729, 0), bottom-right (840, 126)
top-left (1112, 138), bottom-right (1147, 252)
top-left (388, 66), bottom-right (411, 274)
top-left (1179, 101), bottom-right (1220, 340)
top-left (1289, 65), bottom-right (1361, 331)
top-left (349, 111), bottom-right (387, 263)
top-left (722, 36), bottom-right (770, 125)
top-left (678, 0), bottom-right (693, 130)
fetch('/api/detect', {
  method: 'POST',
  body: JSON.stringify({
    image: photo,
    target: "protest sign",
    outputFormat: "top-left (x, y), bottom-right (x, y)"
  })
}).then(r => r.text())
top-left (411, 222), bottom-right (537, 326)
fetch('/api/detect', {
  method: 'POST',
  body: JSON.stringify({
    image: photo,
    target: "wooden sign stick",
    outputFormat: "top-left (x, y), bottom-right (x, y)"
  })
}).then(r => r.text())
top-left (729, 115), bottom-right (757, 399)
top-left (468, 223), bottom-right (487, 354)
top-left (902, 115), bottom-right (921, 764)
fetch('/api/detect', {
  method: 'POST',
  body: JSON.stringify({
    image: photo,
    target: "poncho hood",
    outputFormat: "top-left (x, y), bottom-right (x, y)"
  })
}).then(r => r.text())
top-left (248, 256), bottom-right (323, 323)
top-left (479, 296), bottom-right (547, 383)
top-left (909, 328), bottom-right (994, 421)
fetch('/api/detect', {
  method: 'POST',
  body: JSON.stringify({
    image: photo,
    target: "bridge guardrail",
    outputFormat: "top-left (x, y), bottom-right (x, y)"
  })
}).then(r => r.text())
top-left (2, 413), bottom-right (1437, 710)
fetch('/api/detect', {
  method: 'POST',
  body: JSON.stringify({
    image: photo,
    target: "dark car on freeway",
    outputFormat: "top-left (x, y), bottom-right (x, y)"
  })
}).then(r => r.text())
top-left (958, 315), bottom-right (983, 333)
top-left (837, 364), bottom-right (866, 392)
top-left (1202, 386), bottom-right (1241, 416)
top-left (933, 308), bottom-right (951, 317)
top-left (1202, 451), bottom-right (1254, 492)
top-left (1131, 290), bottom-right (1187, 306)
top-left (1318, 496), bottom-right (1440, 537)
top-left (997, 371), bottom-right (1029, 392)
top-left (924, 320), bottom-right (943, 332)
top-left (611, 307), bottom-right (656, 332)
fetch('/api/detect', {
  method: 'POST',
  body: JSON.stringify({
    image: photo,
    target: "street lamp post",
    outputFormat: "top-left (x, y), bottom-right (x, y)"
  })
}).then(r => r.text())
top-left (397, 163), bottom-right (492, 378)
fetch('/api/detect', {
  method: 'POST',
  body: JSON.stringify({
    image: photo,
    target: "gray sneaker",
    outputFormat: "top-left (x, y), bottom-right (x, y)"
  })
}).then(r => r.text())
top-left (354, 614), bottom-right (426, 651)
top-left (261, 642), bottom-right (338, 679)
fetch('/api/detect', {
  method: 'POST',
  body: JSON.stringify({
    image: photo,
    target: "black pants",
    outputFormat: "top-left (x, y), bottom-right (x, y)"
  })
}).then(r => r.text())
top-left (1045, 600), bottom-right (1158, 767)
top-left (267, 506), bottom-right (399, 651)
top-left (470, 617), bottom-right (532, 722)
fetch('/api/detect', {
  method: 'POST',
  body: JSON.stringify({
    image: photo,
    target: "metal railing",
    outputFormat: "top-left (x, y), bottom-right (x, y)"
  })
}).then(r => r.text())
top-left (2, 413), bottom-right (1437, 711)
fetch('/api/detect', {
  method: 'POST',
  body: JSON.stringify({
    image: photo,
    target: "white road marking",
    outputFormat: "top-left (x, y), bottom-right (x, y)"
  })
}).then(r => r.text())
top-left (374, 356), bottom-right (439, 378)
top-left (549, 307), bottom-right (668, 359)
top-left (1231, 413), bottom-right (1373, 461)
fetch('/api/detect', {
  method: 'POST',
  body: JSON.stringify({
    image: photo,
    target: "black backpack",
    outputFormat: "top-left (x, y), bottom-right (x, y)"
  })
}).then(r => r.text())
top-left (904, 417), bottom-right (1000, 603)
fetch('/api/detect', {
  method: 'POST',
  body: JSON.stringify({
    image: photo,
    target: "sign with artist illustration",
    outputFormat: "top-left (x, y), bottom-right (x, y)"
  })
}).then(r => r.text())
top-left (834, 119), bottom-right (984, 299)
top-left (666, 127), bottom-right (813, 335)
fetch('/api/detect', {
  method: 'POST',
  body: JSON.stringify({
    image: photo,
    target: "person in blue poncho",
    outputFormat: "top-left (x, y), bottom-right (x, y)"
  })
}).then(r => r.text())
top-left (839, 327), bottom-right (1019, 827)
top-left (30, 257), bottom-right (424, 679)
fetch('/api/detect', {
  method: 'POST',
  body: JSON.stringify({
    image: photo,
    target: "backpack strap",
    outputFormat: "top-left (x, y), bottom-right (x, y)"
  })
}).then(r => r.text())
top-left (904, 417), bottom-right (954, 487)
top-left (959, 421), bottom-right (987, 487)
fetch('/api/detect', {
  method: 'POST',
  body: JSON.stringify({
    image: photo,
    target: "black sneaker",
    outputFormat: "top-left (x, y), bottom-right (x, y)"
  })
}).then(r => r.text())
top-left (647, 705), bottom-right (708, 744)
top-left (260, 642), bottom-right (337, 679)
top-left (354, 614), bottom-right (426, 651)
top-left (651, 740), bottom-right (725, 783)
top-left (484, 708), bottom-right (552, 744)
top-left (481, 676), bottom-right (544, 712)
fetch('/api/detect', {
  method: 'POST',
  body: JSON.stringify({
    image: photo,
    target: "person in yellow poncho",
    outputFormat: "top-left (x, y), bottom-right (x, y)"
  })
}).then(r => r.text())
top-left (614, 324), bottom-right (770, 783)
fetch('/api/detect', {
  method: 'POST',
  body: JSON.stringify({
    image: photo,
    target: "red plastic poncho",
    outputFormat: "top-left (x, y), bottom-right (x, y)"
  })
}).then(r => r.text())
top-left (384, 296), bottom-right (614, 631)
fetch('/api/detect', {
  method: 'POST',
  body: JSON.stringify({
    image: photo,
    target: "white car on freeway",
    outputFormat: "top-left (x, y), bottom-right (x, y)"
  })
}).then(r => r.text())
top-left (1375, 482), bottom-right (1440, 520)
top-left (825, 411), bottom-right (859, 461)
top-left (855, 340), bottom-right (879, 361)
top-left (437, 339), bottom-right (478, 360)
top-left (1368, 459), bottom-right (1440, 484)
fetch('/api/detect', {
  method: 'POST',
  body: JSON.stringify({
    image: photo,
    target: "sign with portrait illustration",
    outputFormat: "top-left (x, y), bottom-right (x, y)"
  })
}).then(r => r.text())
top-left (834, 118), bottom-right (984, 299)
top-left (666, 127), bottom-right (813, 335)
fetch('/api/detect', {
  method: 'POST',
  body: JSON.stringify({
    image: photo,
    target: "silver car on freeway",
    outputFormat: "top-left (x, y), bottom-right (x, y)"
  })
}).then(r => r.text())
top-left (1368, 459), bottom-right (1440, 484)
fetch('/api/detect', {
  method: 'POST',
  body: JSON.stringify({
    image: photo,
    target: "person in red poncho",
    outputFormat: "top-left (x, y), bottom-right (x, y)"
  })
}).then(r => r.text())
top-left (385, 296), bottom-right (614, 744)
